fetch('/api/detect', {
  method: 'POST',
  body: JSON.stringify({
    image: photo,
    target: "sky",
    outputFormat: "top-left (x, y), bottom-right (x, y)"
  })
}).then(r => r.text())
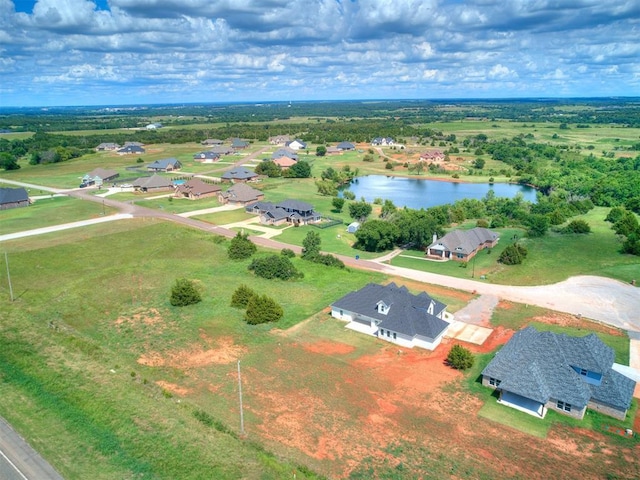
top-left (1, 0), bottom-right (639, 107)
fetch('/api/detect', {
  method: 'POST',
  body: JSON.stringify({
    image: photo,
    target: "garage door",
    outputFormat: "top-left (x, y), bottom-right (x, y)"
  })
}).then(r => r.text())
top-left (500, 391), bottom-right (545, 418)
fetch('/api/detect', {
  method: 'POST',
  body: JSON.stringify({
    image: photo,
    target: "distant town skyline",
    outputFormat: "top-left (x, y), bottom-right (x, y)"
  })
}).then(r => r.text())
top-left (2, 0), bottom-right (639, 107)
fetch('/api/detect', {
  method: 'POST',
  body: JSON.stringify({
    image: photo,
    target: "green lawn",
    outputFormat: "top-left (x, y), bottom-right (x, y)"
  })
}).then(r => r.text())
top-left (134, 196), bottom-right (221, 214)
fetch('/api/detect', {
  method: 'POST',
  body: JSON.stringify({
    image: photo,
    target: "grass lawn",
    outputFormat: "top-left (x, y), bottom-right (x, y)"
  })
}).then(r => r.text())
top-left (194, 208), bottom-right (253, 225)
top-left (0, 196), bottom-right (116, 235)
top-left (134, 196), bottom-right (221, 214)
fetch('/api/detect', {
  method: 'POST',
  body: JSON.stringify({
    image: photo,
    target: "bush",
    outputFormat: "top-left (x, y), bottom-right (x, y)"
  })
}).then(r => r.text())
top-left (561, 219), bottom-right (591, 234)
top-left (228, 232), bottom-right (256, 260)
top-left (248, 255), bottom-right (303, 280)
top-left (498, 243), bottom-right (528, 265)
top-left (230, 284), bottom-right (257, 308)
top-left (170, 278), bottom-right (202, 306)
top-left (281, 248), bottom-right (295, 258)
top-left (476, 219), bottom-right (489, 228)
top-left (446, 344), bottom-right (474, 370)
top-left (304, 252), bottom-right (345, 269)
top-left (245, 295), bottom-right (283, 324)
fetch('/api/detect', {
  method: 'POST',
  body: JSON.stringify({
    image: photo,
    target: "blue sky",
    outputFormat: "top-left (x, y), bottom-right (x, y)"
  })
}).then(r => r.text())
top-left (1, 0), bottom-right (639, 107)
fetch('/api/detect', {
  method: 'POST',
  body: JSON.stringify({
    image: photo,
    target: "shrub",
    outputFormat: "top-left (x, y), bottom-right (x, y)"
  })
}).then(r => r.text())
top-left (498, 243), bottom-right (528, 265)
top-left (230, 284), bottom-right (257, 308)
top-left (476, 219), bottom-right (489, 228)
top-left (561, 219), bottom-right (591, 234)
top-left (332, 197), bottom-right (345, 212)
top-left (248, 255), bottom-right (303, 280)
top-left (446, 344), bottom-right (474, 370)
top-left (170, 278), bottom-right (202, 306)
top-left (228, 232), bottom-right (256, 260)
top-left (280, 248), bottom-right (295, 258)
top-left (245, 295), bottom-right (283, 324)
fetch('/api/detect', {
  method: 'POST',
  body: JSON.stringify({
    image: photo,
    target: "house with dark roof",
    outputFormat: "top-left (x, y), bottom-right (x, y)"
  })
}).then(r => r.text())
top-left (193, 151), bottom-right (221, 163)
top-left (201, 138), bottom-right (223, 146)
top-left (117, 145), bottom-right (145, 155)
top-left (246, 199), bottom-right (321, 226)
top-left (0, 187), bottom-right (29, 210)
top-left (95, 142), bottom-right (120, 151)
top-left (231, 138), bottom-right (250, 149)
top-left (371, 137), bottom-right (395, 146)
top-left (210, 145), bottom-right (234, 155)
top-left (219, 183), bottom-right (264, 205)
top-left (174, 178), bottom-right (221, 200)
top-left (221, 167), bottom-right (258, 183)
top-left (271, 148), bottom-right (298, 161)
top-left (482, 326), bottom-right (636, 420)
top-left (336, 141), bottom-right (356, 151)
top-left (331, 282), bottom-right (452, 350)
top-left (426, 227), bottom-right (499, 262)
top-left (147, 158), bottom-right (182, 172)
top-left (133, 174), bottom-right (174, 192)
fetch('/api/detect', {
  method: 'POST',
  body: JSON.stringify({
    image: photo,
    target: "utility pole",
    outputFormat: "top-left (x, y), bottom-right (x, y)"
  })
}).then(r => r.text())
top-left (237, 360), bottom-right (245, 436)
top-left (5, 252), bottom-right (14, 302)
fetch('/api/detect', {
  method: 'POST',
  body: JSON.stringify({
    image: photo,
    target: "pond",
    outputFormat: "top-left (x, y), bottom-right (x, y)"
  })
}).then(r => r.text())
top-left (340, 175), bottom-right (537, 209)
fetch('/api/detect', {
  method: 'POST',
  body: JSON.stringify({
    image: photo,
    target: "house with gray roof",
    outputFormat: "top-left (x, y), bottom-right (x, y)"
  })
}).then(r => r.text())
top-left (117, 145), bottom-right (145, 155)
top-left (133, 174), bottom-right (173, 192)
top-left (0, 187), bottom-right (29, 210)
top-left (174, 178), bottom-right (221, 200)
top-left (331, 282), bottom-right (452, 350)
top-left (482, 326), bottom-right (636, 420)
top-left (336, 141), bottom-right (356, 151)
top-left (231, 138), bottom-right (250, 149)
top-left (147, 158), bottom-right (182, 172)
top-left (371, 137), bottom-right (395, 146)
top-left (201, 138), bottom-right (223, 146)
top-left (426, 227), bottom-right (499, 262)
top-left (286, 139), bottom-right (307, 151)
top-left (210, 145), bottom-right (234, 155)
top-left (193, 151), bottom-right (221, 162)
top-left (95, 142), bottom-right (120, 151)
top-left (246, 199), bottom-right (321, 226)
top-left (271, 148), bottom-right (299, 161)
top-left (219, 183), bottom-right (264, 205)
top-left (86, 168), bottom-right (119, 183)
top-left (221, 167), bottom-right (258, 183)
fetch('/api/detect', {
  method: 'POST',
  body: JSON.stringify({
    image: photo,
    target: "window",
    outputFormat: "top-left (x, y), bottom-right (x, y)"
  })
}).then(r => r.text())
top-left (339, 310), bottom-right (343, 316)
top-left (557, 401), bottom-right (572, 412)
top-left (393, 333), bottom-right (397, 340)
top-left (489, 377), bottom-right (501, 387)
top-left (579, 369), bottom-right (587, 376)
top-left (387, 330), bottom-right (391, 338)
top-left (379, 329), bottom-right (384, 336)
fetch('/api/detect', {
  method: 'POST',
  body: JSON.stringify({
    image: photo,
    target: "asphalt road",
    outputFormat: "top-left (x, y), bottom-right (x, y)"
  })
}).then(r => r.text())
top-left (0, 417), bottom-right (63, 480)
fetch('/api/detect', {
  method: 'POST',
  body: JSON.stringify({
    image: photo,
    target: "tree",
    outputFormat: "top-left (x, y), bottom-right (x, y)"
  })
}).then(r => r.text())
top-left (348, 200), bottom-right (372, 221)
top-left (605, 206), bottom-right (627, 224)
top-left (228, 232), bottom-right (257, 260)
top-left (332, 197), bottom-right (345, 212)
top-left (0, 152), bottom-right (20, 171)
top-left (230, 284), bottom-right (257, 308)
top-left (342, 190), bottom-right (356, 200)
top-left (379, 199), bottom-right (396, 219)
top-left (301, 231), bottom-right (321, 258)
top-left (285, 160), bottom-right (311, 178)
top-left (316, 145), bottom-right (327, 156)
top-left (245, 294), bottom-right (283, 325)
top-left (446, 344), bottom-right (474, 370)
top-left (315, 179), bottom-right (338, 196)
top-left (473, 158), bottom-right (485, 170)
top-left (170, 278), bottom-right (202, 307)
top-left (255, 160), bottom-right (282, 177)
top-left (354, 220), bottom-right (400, 252)
top-left (248, 255), bottom-right (303, 280)
top-left (498, 243), bottom-right (528, 265)
top-left (560, 219), bottom-right (591, 234)
top-left (613, 211), bottom-right (640, 237)
top-left (525, 213), bottom-right (550, 237)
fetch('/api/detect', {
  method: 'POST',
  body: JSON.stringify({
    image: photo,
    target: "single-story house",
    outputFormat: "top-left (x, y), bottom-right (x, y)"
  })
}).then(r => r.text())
top-left (117, 145), bottom-right (145, 155)
top-left (419, 150), bottom-right (445, 163)
top-left (273, 157), bottom-right (297, 169)
top-left (124, 141), bottom-right (144, 147)
top-left (0, 187), bottom-right (29, 210)
top-left (286, 139), bottom-right (307, 151)
top-left (426, 227), bottom-right (499, 262)
top-left (174, 178), bottom-right (221, 200)
top-left (145, 123), bottom-right (162, 130)
top-left (482, 326), bottom-right (636, 420)
top-left (201, 138), bottom-right (223, 146)
top-left (219, 183), bottom-right (264, 205)
top-left (246, 199), bottom-right (321, 226)
top-left (210, 145), bottom-right (234, 155)
top-left (193, 151), bottom-right (221, 163)
top-left (331, 282), bottom-right (452, 350)
top-left (221, 167), bottom-right (258, 183)
top-left (231, 138), bottom-right (250, 149)
top-left (147, 158), bottom-right (182, 172)
top-left (271, 148), bottom-right (298, 161)
top-left (269, 135), bottom-right (291, 146)
top-left (95, 142), bottom-right (120, 151)
top-left (325, 146), bottom-right (342, 156)
top-left (86, 168), bottom-right (119, 183)
top-left (336, 141), bottom-right (356, 151)
top-left (133, 174), bottom-right (174, 192)
top-left (347, 221), bottom-right (360, 233)
top-left (371, 137), bottom-right (394, 146)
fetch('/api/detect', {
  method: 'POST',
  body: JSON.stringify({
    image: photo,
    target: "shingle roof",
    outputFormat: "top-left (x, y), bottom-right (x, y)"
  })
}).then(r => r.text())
top-left (175, 178), bottom-right (221, 196)
top-left (337, 141), bottom-right (355, 150)
top-left (133, 174), bottom-right (173, 189)
top-left (87, 168), bottom-right (119, 180)
top-left (429, 227), bottom-right (499, 255)
top-left (271, 148), bottom-right (299, 160)
top-left (331, 283), bottom-right (449, 340)
top-left (223, 183), bottom-right (263, 203)
top-left (221, 167), bottom-right (257, 180)
top-left (0, 187), bottom-right (29, 204)
top-left (482, 326), bottom-right (635, 410)
top-left (277, 199), bottom-right (314, 212)
top-left (147, 158), bottom-right (181, 170)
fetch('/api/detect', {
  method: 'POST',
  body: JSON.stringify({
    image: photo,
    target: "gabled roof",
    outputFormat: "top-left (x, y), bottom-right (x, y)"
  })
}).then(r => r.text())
top-left (147, 158), bottom-right (181, 170)
top-left (193, 151), bottom-right (221, 160)
top-left (176, 178), bottom-right (221, 196)
top-left (277, 199), bottom-right (314, 212)
top-left (201, 138), bottom-right (223, 145)
top-left (118, 145), bottom-right (145, 154)
top-left (210, 145), bottom-right (234, 155)
top-left (223, 183), bottom-right (263, 203)
top-left (231, 138), bottom-right (250, 148)
top-left (133, 174), bottom-right (173, 189)
top-left (331, 283), bottom-right (449, 340)
top-left (271, 148), bottom-right (298, 160)
top-left (0, 187), bottom-right (29, 204)
top-left (87, 168), bottom-right (118, 180)
top-left (429, 227), bottom-right (499, 255)
top-left (221, 167), bottom-right (257, 180)
top-left (273, 157), bottom-right (297, 168)
top-left (482, 326), bottom-right (635, 410)
top-left (337, 141), bottom-right (355, 150)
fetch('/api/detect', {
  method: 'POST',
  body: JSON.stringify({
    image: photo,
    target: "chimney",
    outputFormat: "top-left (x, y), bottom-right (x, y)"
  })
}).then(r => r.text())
top-left (433, 233), bottom-right (437, 244)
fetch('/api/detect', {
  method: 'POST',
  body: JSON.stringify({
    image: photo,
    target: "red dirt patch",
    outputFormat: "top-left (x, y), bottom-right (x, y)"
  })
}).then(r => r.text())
top-left (115, 307), bottom-right (163, 327)
top-left (532, 312), bottom-right (625, 336)
top-left (303, 340), bottom-right (355, 355)
top-left (155, 380), bottom-right (192, 397)
top-left (138, 335), bottom-right (246, 369)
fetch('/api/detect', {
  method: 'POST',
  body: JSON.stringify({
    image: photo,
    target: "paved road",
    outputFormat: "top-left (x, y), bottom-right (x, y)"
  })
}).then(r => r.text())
top-left (0, 417), bottom-right (63, 480)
